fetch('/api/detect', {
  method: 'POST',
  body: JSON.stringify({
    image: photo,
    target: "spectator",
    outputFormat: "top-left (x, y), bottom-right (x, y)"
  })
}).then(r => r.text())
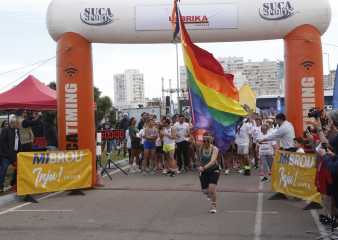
top-left (118, 113), bottom-right (129, 131)
top-left (174, 114), bottom-right (191, 172)
top-left (257, 124), bottom-right (276, 182)
top-left (0, 115), bottom-right (20, 192)
top-left (260, 113), bottom-right (296, 151)
top-left (294, 137), bottom-right (305, 154)
top-left (17, 111), bottom-right (34, 152)
top-left (129, 117), bottom-right (141, 173)
top-left (137, 112), bottom-right (148, 130)
top-left (0, 120), bottom-right (8, 135)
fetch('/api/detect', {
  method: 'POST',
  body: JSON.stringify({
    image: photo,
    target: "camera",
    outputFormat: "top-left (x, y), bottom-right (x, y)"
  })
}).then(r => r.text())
top-left (308, 108), bottom-right (329, 129)
top-left (308, 108), bottom-right (322, 119)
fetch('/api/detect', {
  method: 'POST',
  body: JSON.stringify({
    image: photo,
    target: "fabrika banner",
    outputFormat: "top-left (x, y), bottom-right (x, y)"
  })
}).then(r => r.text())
top-left (271, 151), bottom-right (321, 204)
top-left (17, 150), bottom-right (92, 196)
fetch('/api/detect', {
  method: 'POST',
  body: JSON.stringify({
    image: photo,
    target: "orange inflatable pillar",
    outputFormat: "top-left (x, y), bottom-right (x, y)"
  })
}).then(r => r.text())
top-left (284, 25), bottom-right (324, 137)
top-left (57, 32), bottom-right (96, 186)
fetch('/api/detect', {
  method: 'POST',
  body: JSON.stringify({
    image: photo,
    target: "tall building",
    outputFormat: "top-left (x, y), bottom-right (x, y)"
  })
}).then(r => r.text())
top-left (114, 69), bottom-right (145, 109)
top-left (180, 58), bottom-right (284, 97)
top-left (242, 59), bottom-right (283, 96)
top-left (219, 57), bottom-right (284, 96)
top-left (323, 70), bottom-right (336, 90)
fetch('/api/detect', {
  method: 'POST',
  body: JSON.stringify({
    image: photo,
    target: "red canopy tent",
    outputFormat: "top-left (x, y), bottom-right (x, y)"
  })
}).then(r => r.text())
top-left (0, 75), bottom-right (56, 110)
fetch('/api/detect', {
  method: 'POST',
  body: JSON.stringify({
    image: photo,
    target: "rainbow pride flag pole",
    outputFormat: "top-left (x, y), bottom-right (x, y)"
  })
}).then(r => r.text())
top-left (172, 1), bottom-right (247, 152)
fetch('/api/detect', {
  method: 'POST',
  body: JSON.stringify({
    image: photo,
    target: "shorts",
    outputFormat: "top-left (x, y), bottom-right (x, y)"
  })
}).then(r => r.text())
top-left (237, 145), bottom-right (249, 155)
top-left (144, 140), bottom-right (156, 150)
top-left (163, 143), bottom-right (175, 153)
top-left (200, 169), bottom-right (220, 190)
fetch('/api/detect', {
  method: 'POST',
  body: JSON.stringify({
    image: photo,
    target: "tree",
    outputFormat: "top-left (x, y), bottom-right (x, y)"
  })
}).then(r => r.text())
top-left (96, 96), bottom-right (113, 127)
top-left (94, 87), bottom-right (101, 103)
top-left (48, 82), bottom-right (56, 90)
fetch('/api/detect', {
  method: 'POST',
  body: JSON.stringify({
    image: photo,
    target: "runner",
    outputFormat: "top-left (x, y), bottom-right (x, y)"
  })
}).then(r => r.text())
top-left (235, 119), bottom-right (253, 175)
top-left (198, 132), bottom-right (220, 214)
top-left (160, 117), bottom-right (178, 177)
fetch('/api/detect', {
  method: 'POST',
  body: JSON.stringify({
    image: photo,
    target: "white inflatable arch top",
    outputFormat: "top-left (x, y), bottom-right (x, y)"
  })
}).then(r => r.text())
top-left (47, 0), bottom-right (331, 43)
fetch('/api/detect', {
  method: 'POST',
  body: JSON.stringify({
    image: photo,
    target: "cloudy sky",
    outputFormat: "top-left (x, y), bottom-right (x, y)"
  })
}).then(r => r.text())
top-left (0, 0), bottom-right (337, 102)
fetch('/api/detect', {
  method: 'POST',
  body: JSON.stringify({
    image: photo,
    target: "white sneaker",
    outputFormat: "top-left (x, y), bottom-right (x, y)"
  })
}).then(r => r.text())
top-left (238, 169), bottom-right (244, 174)
top-left (209, 208), bottom-right (217, 214)
top-left (162, 169), bottom-right (168, 174)
top-left (224, 169), bottom-right (230, 175)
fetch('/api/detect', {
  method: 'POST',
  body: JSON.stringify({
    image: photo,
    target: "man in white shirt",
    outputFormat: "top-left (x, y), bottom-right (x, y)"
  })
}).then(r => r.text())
top-left (260, 113), bottom-right (295, 151)
top-left (174, 115), bottom-right (191, 172)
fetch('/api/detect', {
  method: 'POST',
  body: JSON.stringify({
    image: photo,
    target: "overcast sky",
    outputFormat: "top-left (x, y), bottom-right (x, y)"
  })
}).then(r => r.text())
top-left (0, 0), bottom-right (337, 102)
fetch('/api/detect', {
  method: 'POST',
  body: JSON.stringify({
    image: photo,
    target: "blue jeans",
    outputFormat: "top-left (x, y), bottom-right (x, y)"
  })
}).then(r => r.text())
top-left (0, 158), bottom-right (11, 189)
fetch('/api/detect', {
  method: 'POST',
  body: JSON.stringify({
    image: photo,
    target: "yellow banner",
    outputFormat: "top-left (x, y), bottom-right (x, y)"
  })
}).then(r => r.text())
top-left (272, 151), bottom-right (321, 204)
top-left (17, 150), bottom-right (92, 196)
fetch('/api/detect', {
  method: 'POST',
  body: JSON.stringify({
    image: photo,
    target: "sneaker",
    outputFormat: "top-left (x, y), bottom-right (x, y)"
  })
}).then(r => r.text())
top-left (162, 169), bottom-right (168, 174)
top-left (170, 172), bottom-right (176, 177)
top-left (238, 169), bottom-right (244, 174)
top-left (224, 169), bottom-right (230, 175)
top-left (209, 208), bottom-right (217, 214)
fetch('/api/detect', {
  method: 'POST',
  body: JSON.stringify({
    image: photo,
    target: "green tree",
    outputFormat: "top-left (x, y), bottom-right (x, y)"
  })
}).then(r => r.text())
top-left (48, 82), bottom-right (56, 90)
top-left (96, 96), bottom-right (113, 127)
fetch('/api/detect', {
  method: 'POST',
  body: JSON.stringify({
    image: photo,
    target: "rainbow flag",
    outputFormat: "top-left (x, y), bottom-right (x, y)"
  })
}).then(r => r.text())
top-left (172, 2), bottom-right (247, 152)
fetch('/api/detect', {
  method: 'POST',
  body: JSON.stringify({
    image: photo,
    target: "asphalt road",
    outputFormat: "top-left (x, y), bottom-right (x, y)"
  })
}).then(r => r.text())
top-left (0, 169), bottom-right (328, 240)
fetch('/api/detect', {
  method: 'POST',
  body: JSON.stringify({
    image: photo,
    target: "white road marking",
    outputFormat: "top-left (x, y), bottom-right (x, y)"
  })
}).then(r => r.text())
top-left (254, 181), bottom-right (264, 240)
top-left (10, 209), bottom-right (73, 213)
top-left (227, 210), bottom-right (277, 215)
top-left (0, 165), bottom-right (128, 217)
top-left (310, 210), bottom-right (330, 240)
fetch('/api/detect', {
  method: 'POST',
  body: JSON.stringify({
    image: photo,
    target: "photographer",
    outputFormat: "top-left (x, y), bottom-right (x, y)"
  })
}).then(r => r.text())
top-left (311, 110), bottom-right (338, 225)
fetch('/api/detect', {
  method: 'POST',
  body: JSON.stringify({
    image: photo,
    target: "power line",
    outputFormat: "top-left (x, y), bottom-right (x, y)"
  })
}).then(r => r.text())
top-left (0, 56), bottom-right (56, 77)
top-left (0, 56), bottom-right (56, 91)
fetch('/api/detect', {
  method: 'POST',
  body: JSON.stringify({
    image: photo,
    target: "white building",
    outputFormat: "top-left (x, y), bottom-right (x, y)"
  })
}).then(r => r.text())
top-left (219, 57), bottom-right (283, 96)
top-left (179, 57), bottom-right (284, 97)
top-left (324, 70), bottom-right (336, 90)
top-left (114, 69), bottom-right (145, 109)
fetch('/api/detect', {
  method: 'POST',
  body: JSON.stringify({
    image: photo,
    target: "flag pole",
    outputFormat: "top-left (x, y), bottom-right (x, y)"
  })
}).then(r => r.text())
top-left (176, 42), bottom-right (180, 113)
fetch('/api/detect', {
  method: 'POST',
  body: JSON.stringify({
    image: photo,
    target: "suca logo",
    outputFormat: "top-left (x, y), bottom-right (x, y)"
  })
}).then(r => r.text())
top-left (80, 8), bottom-right (114, 26)
top-left (259, 1), bottom-right (296, 20)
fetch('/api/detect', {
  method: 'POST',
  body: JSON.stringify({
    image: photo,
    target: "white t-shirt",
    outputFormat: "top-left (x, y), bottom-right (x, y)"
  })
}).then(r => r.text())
top-left (126, 129), bottom-right (131, 149)
top-left (258, 132), bottom-right (275, 156)
top-left (235, 122), bottom-right (252, 146)
top-left (252, 125), bottom-right (262, 144)
top-left (162, 127), bottom-right (175, 145)
top-left (139, 129), bottom-right (145, 145)
top-left (174, 122), bottom-right (190, 143)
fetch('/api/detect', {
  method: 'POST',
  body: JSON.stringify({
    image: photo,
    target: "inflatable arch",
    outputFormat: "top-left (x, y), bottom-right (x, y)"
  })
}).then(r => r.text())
top-left (47, 0), bottom-right (331, 185)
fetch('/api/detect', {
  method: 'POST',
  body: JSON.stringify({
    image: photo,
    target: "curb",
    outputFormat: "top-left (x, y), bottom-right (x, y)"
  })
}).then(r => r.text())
top-left (0, 158), bottom-right (129, 209)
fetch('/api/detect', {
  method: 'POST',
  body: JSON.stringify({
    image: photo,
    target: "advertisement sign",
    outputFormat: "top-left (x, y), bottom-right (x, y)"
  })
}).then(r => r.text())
top-left (100, 129), bottom-right (125, 141)
top-left (259, 1), bottom-right (296, 20)
top-left (271, 151), bottom-right (321, 204)
top-left (17, 150), bottom-right (92, 196)
top-left (135, 4), bottom-right (238, 31)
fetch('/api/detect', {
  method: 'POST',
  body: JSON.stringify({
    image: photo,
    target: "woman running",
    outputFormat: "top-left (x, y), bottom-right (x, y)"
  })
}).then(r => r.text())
top-left (198, 132), bottom-right (220, 214)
